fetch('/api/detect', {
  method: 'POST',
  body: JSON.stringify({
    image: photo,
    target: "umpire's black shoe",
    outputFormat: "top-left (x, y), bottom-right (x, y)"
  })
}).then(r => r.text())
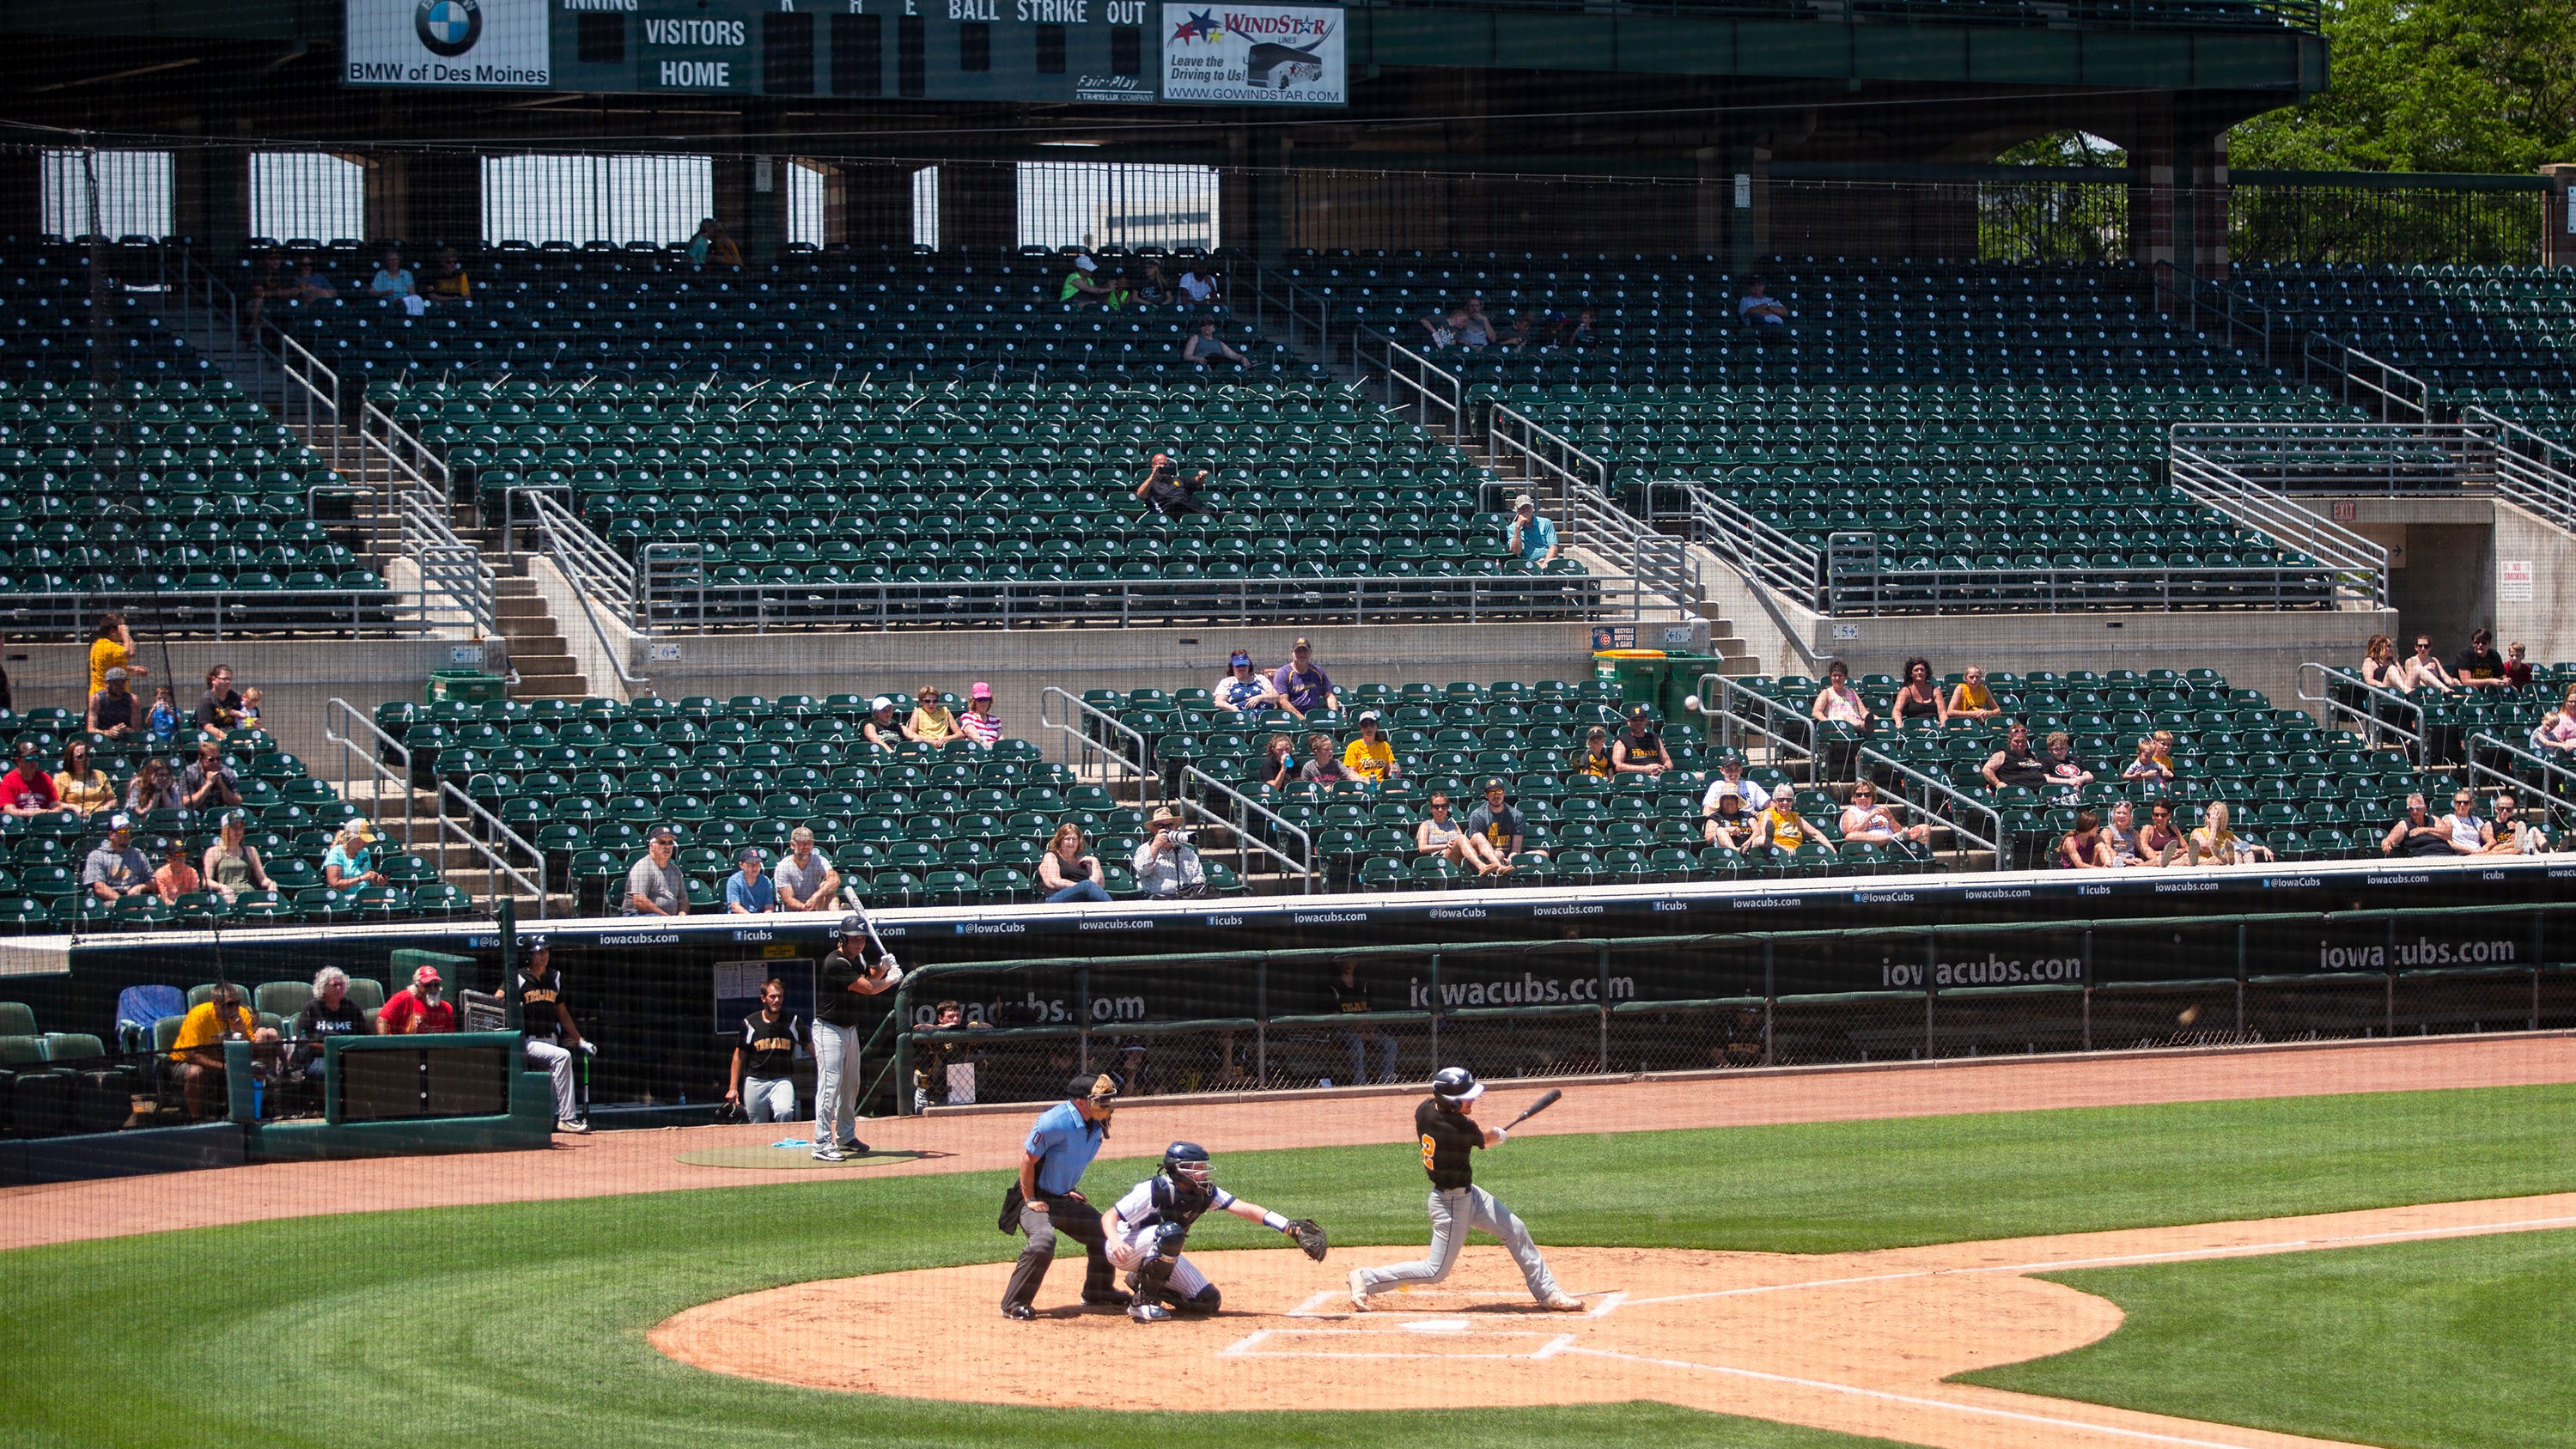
top-left (1081, 1288), bottom-right (1134, 1308)
top-left (1002, 1303), bottom-right (1036, 1320)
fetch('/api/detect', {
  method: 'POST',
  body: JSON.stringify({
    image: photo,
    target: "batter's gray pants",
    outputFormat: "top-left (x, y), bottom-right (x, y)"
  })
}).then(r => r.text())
top-left (1352, 1185), bottom-right (1561, 1302)
top-left (810, 1021), bottom-right (860, 1149)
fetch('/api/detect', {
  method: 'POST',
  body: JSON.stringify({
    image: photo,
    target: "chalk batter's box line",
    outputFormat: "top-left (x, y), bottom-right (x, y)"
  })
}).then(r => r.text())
top-left (1285, 1290), bottom-right (1623, 1318)
top-left (1221, 1329), bottom-right (1581, 1361)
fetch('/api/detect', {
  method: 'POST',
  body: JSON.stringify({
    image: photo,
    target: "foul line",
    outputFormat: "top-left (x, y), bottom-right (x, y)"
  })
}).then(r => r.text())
top-left (1562, 1347), bottom-right (2304, 1449)
top-left (1616, 1212), bottom-right (2576, 1312)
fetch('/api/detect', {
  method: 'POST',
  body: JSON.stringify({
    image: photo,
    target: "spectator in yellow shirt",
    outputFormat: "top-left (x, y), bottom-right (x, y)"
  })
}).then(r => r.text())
top-left (1754, 799), bottom-right (1833, 856)
top-left (1340, 711), bottom-right (1399, 784)
top-left (87, 611), bottom-right (146, 699)
top-left (169, 983), bottom-right (265, 1119)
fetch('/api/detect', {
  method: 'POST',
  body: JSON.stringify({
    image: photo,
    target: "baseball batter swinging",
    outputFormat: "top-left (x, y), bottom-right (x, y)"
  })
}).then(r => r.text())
top-left (1349, 1067), bottom-right (1582, 1312)
top-left (1104, 1142), bottom-right (1329, 1323)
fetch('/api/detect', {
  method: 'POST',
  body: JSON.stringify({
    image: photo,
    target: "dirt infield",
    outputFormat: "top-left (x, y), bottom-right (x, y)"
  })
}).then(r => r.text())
top-left (2, 1032), bottom-right (2571, 1251)
top-left (653, 1193), bottom-right (2576, 1449)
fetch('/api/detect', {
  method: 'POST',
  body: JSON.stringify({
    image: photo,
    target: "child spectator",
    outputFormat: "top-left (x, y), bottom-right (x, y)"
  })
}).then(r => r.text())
top-left (147, 685), bottom-right (180, 746)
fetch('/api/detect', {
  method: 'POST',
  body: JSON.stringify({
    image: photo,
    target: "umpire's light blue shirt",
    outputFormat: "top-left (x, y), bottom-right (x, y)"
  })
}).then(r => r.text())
top-left (1024, 1100), bottom-right (1106, 1196)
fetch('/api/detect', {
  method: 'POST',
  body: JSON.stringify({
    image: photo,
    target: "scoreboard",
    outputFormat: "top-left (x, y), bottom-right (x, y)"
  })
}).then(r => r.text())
top-left (344, 0), bottom-right (1348, 104)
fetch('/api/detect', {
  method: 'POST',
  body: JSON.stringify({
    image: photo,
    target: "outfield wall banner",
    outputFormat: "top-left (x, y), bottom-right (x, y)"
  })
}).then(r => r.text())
top-left (345, 0), bottom-right (551, 88)
top-left (1160, 3), bottom-right (1344, 105)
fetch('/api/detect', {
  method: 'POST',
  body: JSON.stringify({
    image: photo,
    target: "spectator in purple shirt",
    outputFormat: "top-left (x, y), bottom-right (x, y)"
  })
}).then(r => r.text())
top-left (1270, 637), bottom-right (1339, 715)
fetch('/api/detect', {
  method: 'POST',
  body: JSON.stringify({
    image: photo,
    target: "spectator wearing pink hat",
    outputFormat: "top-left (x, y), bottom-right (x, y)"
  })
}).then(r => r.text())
top-left (961, 683), bottom-right (1004, 746)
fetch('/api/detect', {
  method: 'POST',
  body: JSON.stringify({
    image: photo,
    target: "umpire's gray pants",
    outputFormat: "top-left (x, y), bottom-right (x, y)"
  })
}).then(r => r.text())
top-left (1352, 1185), bottom-right (1560, 1301)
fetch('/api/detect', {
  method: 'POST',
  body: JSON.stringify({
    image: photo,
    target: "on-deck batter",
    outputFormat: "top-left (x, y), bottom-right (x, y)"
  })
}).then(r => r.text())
top-left (1349, 1066), bottom-right (1583, 1313)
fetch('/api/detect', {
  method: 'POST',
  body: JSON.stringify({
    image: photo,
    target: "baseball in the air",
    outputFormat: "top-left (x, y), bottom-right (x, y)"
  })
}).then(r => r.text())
top-left (1682, 694), bottom-right (1702, 714)
top-left (2177, 1005), bottom-right (2201, 1026)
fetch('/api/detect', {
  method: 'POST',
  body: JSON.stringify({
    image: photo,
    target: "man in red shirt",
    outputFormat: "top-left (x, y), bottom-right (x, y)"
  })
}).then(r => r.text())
top-left (0, 742), bottom-right (58, 817)
top-left (376, 965), bottom-right (456, 1034)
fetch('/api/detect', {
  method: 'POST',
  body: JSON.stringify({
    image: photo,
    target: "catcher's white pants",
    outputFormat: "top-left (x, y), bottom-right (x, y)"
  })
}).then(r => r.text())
top-left (525, 1038), bottom-right (575, 1120)
top-left (1106, 1228), bottom-right (1215, 1299)
top-left (1352, 1185), bottom-right (1561, 1301)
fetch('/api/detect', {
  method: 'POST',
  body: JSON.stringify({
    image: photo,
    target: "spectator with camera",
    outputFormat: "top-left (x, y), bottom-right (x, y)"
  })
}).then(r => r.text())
top-left (1132, 809), bottom-right (1208, 898)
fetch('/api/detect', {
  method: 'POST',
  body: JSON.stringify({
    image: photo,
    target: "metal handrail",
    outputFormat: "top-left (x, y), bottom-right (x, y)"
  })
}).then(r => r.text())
top-left (1488, 405), bottom-right (1695, 614)
top-left (322, 697), bottom-right (418, 855)
top-left (2169, 422), bottom-right (2484, 496)
top-left (1696, 671), bottom-right (1818, 776)
top-left (2297, 661), bottom-right (2424, 758)
top-left (2169, 444), bottom-right (2388, 607)
top-left (435, 780), bottom-right (551, 916)
top-left (1038, 685), bottom-right (1159, 813)
top-left (1249, 260), bottom-right (1335, 361)
top-left (1487, 404), bottom-right (1609, 492)
top-left (361, 399), bottom-right (454, 509)
top-left (2156, 261), bottom-right (2275, 361)
top-left (1360, 327), bottom-right (1463, 435)
top-left (2299, 334), bottom-right (2433, 425)
top-left (399, 491), bottom-right (502, 639)
top-left (1179, 762), bottom-right (1317, 892)
top-left (2464, 729), bottom-right (2576, 829)
top-left (2465, 406), bottom-right (2576, 534)
top-left (1669, 481), bottom-right (1825, 607)
top-left (508, 486), bottom-right (649, 697)
top-left (270, 329), bottom-right (344, 476)
top-left (1855, 743), bottom-right (2007, 869)
top-left (623, 565), bottom-right (1625, 632)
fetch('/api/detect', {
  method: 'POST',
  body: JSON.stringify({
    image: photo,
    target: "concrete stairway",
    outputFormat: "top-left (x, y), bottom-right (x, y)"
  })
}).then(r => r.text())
top-left (493, 573), bottom-right (588, 700)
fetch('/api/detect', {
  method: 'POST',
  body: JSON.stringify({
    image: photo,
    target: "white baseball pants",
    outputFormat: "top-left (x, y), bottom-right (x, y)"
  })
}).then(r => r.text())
top-left (742, 1076), bottom-right (799, 1123)
top-left (1107, 1230), bottom-right (1214, 1299)
top-left (525, 1038), bottom-right (575, 1119)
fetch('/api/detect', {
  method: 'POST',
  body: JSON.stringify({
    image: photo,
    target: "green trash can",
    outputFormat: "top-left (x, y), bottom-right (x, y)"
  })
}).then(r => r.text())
top-left (1660, 652), bottom-right (1723, 723)
top-left (1594, 650), bottom-right (1668, 714)
top-left (426, 669), bottom-right (507, 706)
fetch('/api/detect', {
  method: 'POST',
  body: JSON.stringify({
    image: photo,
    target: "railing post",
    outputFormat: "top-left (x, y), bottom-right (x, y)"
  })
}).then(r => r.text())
top-left (1428, 952), bottom-right (1440, 1063)
top-left (1076, 966), bottom-right (1091, 1075)
top-left (1923, 930), bottom-right (1939, 1058)
top-left (1761, 939), bottom-right (1774, 1067)
top-left (2080, 928), bottom-right (2093, 1050)
top-left (1255, 956), bottom-right (1269, 1088)
top-left (1596, 943), bottom-right (1610, 1073)
top-left (2235, 922), bottom-right (2248, 1035)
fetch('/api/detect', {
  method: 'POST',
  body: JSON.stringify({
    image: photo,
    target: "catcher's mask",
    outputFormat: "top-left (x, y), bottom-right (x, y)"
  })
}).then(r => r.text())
top-left (1161, 1140), bottom-right (1214, 1189)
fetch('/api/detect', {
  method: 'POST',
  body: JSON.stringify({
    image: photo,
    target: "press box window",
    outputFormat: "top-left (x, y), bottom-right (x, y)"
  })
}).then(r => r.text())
top-left (959, 21), bottom-right (990, 72)
top-left (763, 11), bottom-right (815, 95)
top-left (830, 13), bottom-right (882, 97)
top-left (1109, 25), bottom-right (1141, 75)
top-left (575, 12), bottom-right (624, 65)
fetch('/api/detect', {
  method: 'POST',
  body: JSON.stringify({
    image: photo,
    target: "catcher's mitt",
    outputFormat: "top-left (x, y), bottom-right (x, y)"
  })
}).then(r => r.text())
top-left (1287, 1218), bottom-right (1329, 1261)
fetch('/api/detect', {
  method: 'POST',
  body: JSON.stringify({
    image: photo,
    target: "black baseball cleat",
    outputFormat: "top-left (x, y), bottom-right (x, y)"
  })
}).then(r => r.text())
top-left (1081, 1288), bottom-right (1135, 1308)
top-left (1002, 1303), bottom-right (1036, 1320)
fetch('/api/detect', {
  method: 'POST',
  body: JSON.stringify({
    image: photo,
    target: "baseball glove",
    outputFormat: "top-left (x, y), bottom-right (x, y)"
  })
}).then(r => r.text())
top-left (1287, 1218), bottom-right (1329, 1261)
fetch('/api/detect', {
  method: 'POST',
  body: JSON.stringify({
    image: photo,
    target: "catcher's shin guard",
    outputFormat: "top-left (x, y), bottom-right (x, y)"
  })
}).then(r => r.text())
top-left (1178, 1282), bottom-right (1221, 1315)
top-left (1133, 1253), bottom-right (1178, 1308)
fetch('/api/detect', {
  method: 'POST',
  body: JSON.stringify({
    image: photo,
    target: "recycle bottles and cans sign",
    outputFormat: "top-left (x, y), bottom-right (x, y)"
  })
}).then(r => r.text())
top-left (1160, 3), bottom-right (1346, 105)
top-left (345, 0), bottom-right (551, 88)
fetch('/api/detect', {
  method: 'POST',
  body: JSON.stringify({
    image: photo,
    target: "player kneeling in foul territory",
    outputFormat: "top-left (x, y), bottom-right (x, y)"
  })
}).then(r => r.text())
top-left (1105, 1142), bottom-right (1330, 1323)
top-left (1349, 1068), bottom-right (1582, 1313)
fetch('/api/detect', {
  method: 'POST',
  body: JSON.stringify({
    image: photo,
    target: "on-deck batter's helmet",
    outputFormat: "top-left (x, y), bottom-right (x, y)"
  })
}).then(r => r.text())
top-left (1430, 1066), bottom-right (1485, 1107)
top-left (837, 913), bottom-right (868, 940)
top-left (1160, 1141), bottom-right (1213, 1189)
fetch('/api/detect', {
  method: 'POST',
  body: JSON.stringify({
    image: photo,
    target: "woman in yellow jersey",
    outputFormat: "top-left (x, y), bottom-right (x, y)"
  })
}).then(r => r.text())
top-left (1341, 711), bottom-right (1399, 784)
top-left (1754, 796), bottom-right (1833, 857)
top-left (1946, 663), bottom-right (1999, 721)
top-left (1571, 726), bottom-right (1614, 780)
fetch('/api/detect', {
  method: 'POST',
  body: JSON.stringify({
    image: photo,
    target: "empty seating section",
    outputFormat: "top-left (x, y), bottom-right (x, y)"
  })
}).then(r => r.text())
top-left (374, 691), bottom-right (1248, 910)
top-left (0, 379), bottom-right (392, 627)
top-left (0, 246), bottom-right (206, 382)
top-left (1278, 254), bottom-right (2364, 608)
top-left (0, 712), bottom-right (455, 930)
top-left (1510, 380), bottom-right (2343, 608)
top-left (2226, 263), bottom-right (2576, 425)
top-left (260, 245), bottom-right (1292, 383)
top-left (378, 375), bottom-right (1591, 625)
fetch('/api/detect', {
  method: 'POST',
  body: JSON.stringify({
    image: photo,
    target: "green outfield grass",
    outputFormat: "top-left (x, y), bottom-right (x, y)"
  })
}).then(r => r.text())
top-left (1962, 1229), bottom-right (2576, 1449)
top-left (2, 1082), bottom-right (2570, 1449)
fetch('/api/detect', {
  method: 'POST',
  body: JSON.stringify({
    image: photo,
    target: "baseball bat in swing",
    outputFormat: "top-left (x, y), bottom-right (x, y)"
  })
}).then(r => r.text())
top-left (1501, 1088), bottom-right (1562, 1131)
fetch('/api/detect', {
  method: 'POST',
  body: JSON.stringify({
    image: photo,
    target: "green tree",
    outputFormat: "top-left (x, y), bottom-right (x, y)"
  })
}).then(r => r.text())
top-left (2230, 0), bottom-right (2576, 173)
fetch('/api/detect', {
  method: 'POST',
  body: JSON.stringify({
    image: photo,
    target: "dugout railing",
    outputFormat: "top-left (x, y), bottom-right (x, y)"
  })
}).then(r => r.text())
top-left (888, 900), bottom-right (2576, 1113)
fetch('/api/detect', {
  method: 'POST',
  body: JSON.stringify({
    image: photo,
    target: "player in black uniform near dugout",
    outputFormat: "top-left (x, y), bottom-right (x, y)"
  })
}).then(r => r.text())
top-left (510, 936), bottom-right (593, 1135)
top-left (1349, 1066), bottom-right (1582, 1312)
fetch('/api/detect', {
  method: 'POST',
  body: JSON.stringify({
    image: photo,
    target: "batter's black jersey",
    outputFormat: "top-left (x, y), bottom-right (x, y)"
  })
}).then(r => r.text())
top-left (1111, 1174), bottom-right (1236, 1234)
top-left (817, 950), bottom-right (871, 1027)
top-left (1416, 1097), bottom-right (1484, 1190)
top-left (512, 969), bottom-right (566, 1040)
top-left (736, 1009), bottom-right (807, 1079)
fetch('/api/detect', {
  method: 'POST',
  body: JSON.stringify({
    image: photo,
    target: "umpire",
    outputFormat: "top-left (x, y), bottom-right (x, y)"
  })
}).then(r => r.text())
top-left (1000, 1072), bottom-right (1130, 1319)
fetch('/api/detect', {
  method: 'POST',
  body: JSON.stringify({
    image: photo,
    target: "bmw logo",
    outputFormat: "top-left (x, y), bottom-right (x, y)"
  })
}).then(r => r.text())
top-left (415, 0), bottom-right (482, 57)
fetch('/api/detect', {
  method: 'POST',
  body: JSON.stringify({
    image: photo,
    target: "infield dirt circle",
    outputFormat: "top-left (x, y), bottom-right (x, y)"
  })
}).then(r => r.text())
top-left (653, 1192), bottom-right (2576, 1449)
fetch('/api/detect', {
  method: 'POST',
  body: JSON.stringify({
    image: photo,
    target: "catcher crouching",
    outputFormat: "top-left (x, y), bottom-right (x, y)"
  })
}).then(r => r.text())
top-left (1103, 1142), bottom-right (1329, 1323)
